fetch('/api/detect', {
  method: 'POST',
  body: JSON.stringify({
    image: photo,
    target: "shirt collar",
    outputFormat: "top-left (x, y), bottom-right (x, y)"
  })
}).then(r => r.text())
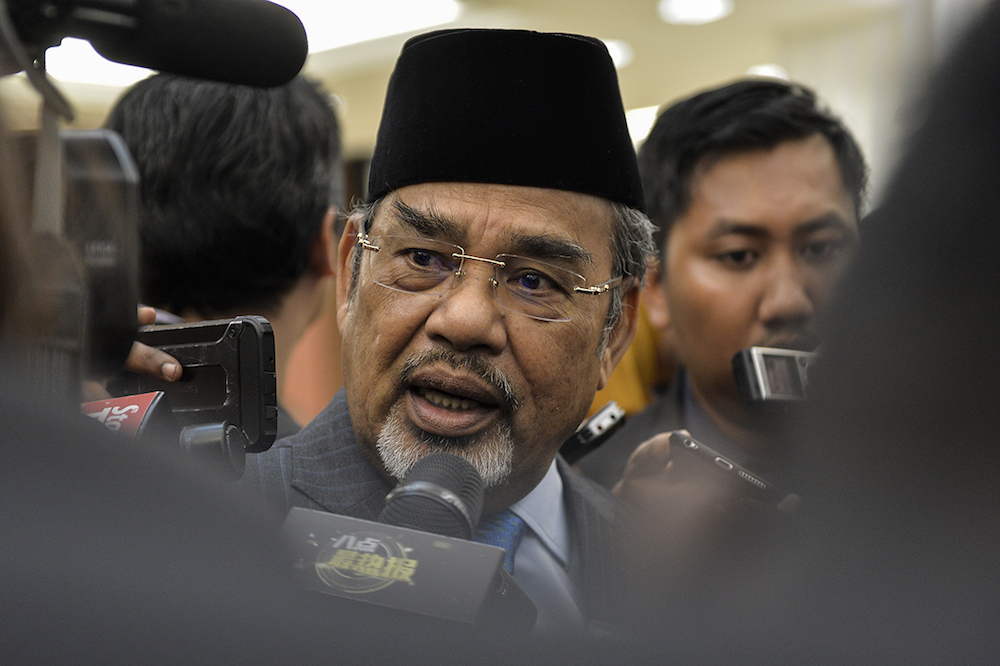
top-left (508, 459), bottom-right (570, 567)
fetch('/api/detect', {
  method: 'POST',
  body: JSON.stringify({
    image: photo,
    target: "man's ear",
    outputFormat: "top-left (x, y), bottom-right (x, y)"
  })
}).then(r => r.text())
top-left (597, 279), bottom-right (641, 390)
top-left (309, 207), bottom-right (338, 277)
top-left (640, 257), bottom-right (681, 387)
top-left (334, 212), bottom-right (362, 332)
top-left (642, 258), bottom-right (670, 336)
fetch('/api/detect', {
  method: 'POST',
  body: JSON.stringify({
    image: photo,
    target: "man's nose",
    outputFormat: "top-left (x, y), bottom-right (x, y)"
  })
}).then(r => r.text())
top-left (757, 255), bottom-right (815, 326)
top-left (423, 263), bottom-right (508, 354)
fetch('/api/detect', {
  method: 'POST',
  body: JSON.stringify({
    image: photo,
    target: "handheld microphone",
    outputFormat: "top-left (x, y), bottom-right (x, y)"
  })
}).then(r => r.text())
top-left (379, 453), bottom-right (537, 632)
top-left (378, 452), bottom-right (484, 540)
top-left (7, 0), bottom-right (308, 87)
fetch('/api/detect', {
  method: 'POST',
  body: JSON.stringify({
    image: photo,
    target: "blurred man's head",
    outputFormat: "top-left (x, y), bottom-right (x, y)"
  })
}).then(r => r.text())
top-left (638, 79), bottom-right (867, 444)
top-left (336, 29), bottom-right (655, 512)
top-left (640, 79), bottom-right (866, 256)
top-left (105, 73), bottom-right (343, 319)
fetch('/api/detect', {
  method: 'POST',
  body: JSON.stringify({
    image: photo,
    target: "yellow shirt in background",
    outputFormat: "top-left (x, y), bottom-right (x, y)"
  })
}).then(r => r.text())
top-left (588, 299), bottom-right (658, 416)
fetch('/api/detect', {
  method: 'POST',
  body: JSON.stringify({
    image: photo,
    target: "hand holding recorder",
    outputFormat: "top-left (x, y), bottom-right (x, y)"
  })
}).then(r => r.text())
top-left (80, 306), bottom-right (180, 402)
top-left (82, 314), bottom-right (277, 480)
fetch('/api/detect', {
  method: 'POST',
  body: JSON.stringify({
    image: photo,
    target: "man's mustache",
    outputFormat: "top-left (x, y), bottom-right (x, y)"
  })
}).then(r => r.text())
top-left (400, 350), bottom-right (520, 413)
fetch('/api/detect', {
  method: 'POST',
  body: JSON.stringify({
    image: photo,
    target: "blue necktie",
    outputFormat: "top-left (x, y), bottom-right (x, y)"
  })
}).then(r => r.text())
top-left (474, 509), bottom-right (526, 574)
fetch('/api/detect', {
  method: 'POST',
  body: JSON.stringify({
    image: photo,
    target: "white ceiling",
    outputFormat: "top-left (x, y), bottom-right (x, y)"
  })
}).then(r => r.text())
top-left (8, 0), bottom-right (956, 195)
top-left (4, 1), bottom-right (902, 145)
top-left (299, 0), bottom-right (904, 158)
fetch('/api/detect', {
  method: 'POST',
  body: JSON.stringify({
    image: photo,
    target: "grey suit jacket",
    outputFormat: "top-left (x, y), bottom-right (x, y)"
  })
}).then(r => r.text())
top-left (241, 389), bottom-right (634, 627)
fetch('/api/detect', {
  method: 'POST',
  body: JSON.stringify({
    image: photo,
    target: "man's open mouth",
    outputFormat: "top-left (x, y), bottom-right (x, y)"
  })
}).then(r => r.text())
top-left (416, 386), bottom-right (482, 411)
top-left (398, 351), bottom-right (518, 438)
top-left (405, 382), bottom-right (502, 438)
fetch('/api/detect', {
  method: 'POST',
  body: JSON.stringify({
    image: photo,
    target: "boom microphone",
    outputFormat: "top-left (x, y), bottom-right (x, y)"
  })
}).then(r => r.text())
top-left (7, 0), bottom-right (308, 87)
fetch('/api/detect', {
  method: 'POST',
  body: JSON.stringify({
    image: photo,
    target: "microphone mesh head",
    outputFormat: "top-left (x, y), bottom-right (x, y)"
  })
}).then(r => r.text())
top-left (378, 453), bottom-right (485, 539)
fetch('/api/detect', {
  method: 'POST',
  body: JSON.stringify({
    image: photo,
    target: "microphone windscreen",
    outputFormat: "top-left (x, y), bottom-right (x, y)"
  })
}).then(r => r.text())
top-left (379, 453), bottom-right (485, 540)
top-left (91, 0), bottom-right (308, 87)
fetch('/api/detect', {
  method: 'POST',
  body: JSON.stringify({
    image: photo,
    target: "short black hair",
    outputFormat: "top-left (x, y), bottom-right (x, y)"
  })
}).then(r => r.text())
top-left (105, 73), bottom-right (343, 316)
top-left (638, 78), bottom-right (868, 259)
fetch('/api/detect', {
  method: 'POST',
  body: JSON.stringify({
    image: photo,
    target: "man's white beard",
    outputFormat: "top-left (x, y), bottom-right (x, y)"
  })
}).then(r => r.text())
top-left (376, 402), bottom-right (514, 488)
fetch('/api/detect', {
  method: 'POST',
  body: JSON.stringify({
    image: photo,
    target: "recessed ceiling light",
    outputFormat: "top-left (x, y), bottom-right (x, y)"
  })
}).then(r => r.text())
top-left (44, 38), bottom-right (151, 87)
top-left (626, 105), bottom-right (660, 145)
top-left (746, 64), bottom-right (789, 80)
top-left (603, 39), bottom-right (635, 69)
top-left (274, 0), bottom-right (463, 53)
top-left (40, 0), bottom-right (464, 87)
top-left (658, 0), bottom-right (734, 26)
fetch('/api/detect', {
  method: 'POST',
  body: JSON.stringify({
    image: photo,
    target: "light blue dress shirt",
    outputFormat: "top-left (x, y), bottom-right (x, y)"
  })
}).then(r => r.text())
top-left (508, 460), bottom-right (586, 634)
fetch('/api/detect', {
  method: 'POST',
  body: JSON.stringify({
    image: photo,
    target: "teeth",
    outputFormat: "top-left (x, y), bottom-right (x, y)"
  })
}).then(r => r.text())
top-left (419, 387), bottom-right (479, 410)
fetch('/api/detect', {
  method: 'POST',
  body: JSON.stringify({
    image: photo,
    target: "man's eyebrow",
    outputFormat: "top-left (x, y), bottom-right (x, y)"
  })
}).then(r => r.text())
top-left (708, 219), bottom-right (769, 240)
top-left (795, 212), bottom-right (859, 237)
top-left (388, 199), bottom-right (462, 238)
top-left (505, 232), bottom-right (594, 266)
top-left (388, 198), bottom-right (595, 264)
top-left (709, 212), bottom-right (857, 239)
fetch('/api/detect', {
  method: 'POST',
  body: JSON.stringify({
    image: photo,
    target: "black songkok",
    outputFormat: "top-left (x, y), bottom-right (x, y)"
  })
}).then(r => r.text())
top-left (367, 28), bottom-right (645, 212)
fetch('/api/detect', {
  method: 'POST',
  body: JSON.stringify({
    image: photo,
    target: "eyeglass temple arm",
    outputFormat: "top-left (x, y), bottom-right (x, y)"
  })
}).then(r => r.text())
top-left (357, 232), bottom-right (380, 252)
top-left (574, 276), bottom-right (623, 295)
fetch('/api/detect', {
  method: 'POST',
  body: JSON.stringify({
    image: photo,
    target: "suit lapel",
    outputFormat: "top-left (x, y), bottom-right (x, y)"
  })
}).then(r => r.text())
top-left (558, 458), bottom-right (634, 626)
top-left (285, 391), bottom-right (393, 520)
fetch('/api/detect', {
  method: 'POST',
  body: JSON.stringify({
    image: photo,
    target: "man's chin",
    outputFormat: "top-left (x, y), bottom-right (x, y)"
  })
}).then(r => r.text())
top-left (376, 406), bottom-right (514, 488)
